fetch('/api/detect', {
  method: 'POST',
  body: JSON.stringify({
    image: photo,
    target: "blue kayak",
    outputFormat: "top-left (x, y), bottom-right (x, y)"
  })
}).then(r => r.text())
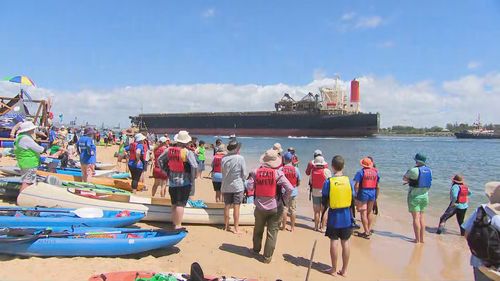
top-left (0, 207), bottom-right (145, 227)
top-left (0, 227), bottom-right (187, 256)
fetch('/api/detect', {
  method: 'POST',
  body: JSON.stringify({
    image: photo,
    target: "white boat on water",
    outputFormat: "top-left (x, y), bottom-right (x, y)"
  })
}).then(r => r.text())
top-left (17, 182), bottom-right (255, 225)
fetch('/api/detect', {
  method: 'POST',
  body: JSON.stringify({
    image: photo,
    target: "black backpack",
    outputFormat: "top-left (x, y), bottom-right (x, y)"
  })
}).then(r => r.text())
top-left (466, 206), bottom-right (500, 267)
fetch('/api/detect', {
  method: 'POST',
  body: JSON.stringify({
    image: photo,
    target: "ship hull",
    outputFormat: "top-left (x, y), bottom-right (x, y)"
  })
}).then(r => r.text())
top-left (454, 132), bottom-right (500, 139)
top-left (131, 112), bottom-right (379, 137)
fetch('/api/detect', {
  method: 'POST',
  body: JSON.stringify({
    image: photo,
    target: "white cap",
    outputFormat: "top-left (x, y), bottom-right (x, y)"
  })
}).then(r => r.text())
top-left (135, 133), bottom-right (146, 142)
top-left (159, 136), bottom-right (168, 143)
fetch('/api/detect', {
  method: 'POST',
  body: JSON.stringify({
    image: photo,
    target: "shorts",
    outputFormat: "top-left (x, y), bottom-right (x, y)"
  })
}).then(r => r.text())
top-left (197, 160), bottom-right (205, 171)
top-left (168, 186), bottom-right (191, 207)
top-left (408, 194), bottom-right (429, 212)
top-left (143, 161), bottom-right (148, 172)
top-left (312, 195), bottom-right (322, 206)
top-left (286, 196), bottom-right (297, 215)
top-left (325, 226), bottom-right (353, 241)
top-left (356, 188), bottom-right (376, 203)
top-left (212, 181), bottom-right (222, 191)
top-left (20, 168), bottom-right (37, 184)
top-left (246, 196), bottom-right (254, 204)
top-left (153, 167), bottom-right (168, 180)
top-left (223, 191), bottom-right (244, 205)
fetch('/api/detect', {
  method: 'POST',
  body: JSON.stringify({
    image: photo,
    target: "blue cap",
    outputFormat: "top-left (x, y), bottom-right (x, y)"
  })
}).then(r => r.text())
top-left (283, 152), bottom-right (293, 162)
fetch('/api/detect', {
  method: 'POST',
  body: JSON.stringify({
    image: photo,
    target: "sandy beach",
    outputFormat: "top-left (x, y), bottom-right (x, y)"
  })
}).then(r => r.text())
top-left (0, 145), bottom-right (474, 281)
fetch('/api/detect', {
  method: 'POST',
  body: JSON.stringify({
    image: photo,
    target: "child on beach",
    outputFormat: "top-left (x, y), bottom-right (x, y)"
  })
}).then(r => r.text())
top-left (437, 174), bottom-right (471, 235)
top-left (211, 146), bottom-right (226, 202)
top-left (322, 155), bottom-right (354, 277)
top-left (279, 152), bottom-right (301, 231)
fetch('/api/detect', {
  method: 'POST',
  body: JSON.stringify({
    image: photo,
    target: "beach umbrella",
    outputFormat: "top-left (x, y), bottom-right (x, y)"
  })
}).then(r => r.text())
top-left (3, 75), bottom-right (36, 87)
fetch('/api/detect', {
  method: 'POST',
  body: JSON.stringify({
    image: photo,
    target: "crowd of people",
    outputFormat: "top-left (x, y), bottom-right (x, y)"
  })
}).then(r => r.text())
top-left (11, 123), bottom-right (499, 280)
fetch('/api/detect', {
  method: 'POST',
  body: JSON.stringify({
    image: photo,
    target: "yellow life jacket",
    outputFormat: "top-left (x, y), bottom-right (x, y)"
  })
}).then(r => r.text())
top-left (329, 176), bottom-right (352, 209)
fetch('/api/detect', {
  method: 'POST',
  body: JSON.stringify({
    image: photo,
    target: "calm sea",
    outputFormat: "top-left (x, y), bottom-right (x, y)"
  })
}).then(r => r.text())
top-left (194, 135), bottom-right (499, 215)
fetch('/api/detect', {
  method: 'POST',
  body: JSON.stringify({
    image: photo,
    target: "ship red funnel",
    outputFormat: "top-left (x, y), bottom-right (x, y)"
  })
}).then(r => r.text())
top-left (351, 79), bottom-right (360, 103)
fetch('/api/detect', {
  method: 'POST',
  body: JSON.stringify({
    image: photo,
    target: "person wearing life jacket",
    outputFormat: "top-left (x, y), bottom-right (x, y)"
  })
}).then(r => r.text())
top-left (308, 155), bottom-right (332, 232)
top-left (403, 153), bottom-right (432, 243)
top-left (287, 147), bottom-right (300, 167)
top-left (436, 174), bottom-right (471, 235)
top-left (151, 136), bottom-right (169, 197)
top-left (353, 157), bottom-right (380, 239)
top-left (157, 130), bottom-right (198, 229)
top-left (322, 155), bottom-right (354, 277)
top-left (77, 127), bottom-right (97, 183)
top-left (463, 181), bottom-right (500, 281)
top-left (126, 133), bottom-right (147, 193)
top-left (14, 121), bottom-right (45, 192)
top-left (211, 145), bottom-right (227, 202)
top-left (247, 149), bottom-right (293, 263)
top-left (279, 152), bottom-right (301, 232)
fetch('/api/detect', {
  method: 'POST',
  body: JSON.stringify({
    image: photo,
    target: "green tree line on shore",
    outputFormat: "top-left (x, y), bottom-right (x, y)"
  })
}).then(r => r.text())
top-left (380, 123), bottom-right (499, 135)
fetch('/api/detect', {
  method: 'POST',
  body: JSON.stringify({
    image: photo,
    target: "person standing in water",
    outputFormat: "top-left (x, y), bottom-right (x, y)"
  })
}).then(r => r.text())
top-left (403, 153), bottom-right (432, 243)
top-left (437, 174), bottom-right (471, 235)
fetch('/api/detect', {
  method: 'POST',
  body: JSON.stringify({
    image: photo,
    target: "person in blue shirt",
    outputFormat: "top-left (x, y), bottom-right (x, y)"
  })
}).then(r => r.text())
top-left (48, 126), bottom-right (58, 147)
top-left (353, 157), bottom-right (380, 239)
top-left (437, 174), bottom-right (471, 235)
top-left (322, 155), bottom-right (354, 277)
top-left (126, 133), bottom-right (146, 193)
top-left (77, 127), bottom-right (96, 182)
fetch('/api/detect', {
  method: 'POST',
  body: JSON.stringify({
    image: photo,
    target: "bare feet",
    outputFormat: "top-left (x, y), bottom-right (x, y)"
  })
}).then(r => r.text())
top-left (323, 268), bottom-right (337, 276)
top-left (233, 229), bottom-right (240, 234)
top-left (337, 270), bottom-right (347, 277)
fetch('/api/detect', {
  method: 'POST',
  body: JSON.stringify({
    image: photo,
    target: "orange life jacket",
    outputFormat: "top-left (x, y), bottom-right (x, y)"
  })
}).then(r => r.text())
top-left (167, 147), bottom-right (185, 173)
top-left (360, 167), bottom-right (378, 189)
top-left (254, 167), bottom-right (277, 197)
top-left (213, 154), bottom-right (223, 173)
top-left (282, 165), bottom-right (298, 187)
top-left (311, 165), bottom-right (327, 189)
top-left (456, 184), bottom-right (469, 204)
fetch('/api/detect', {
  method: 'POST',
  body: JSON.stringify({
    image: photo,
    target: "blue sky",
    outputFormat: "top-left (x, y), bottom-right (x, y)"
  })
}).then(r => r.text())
top-left (1, 1), bottom-right (499, 91)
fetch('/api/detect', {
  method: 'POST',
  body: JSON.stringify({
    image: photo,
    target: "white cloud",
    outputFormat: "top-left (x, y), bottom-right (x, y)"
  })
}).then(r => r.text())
top-left (376, 40), bottom-right (394, 48)
top-left (1, 73), bottom-right (499, 129)
top-left (313, 68), bottom-right (326, 80)
top-left (337, 13), bottom-right (383, 31)
top-left (202, 8), bottom-right (215, 18)
top-left (467, 61), bottom-right (481, 70)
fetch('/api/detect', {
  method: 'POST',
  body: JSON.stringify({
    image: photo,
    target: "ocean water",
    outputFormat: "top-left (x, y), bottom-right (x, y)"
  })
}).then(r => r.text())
top-left (194, 135), bottom-right (500, 215)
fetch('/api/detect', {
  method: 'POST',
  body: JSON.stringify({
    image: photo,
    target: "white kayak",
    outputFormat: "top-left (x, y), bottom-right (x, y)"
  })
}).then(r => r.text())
top-left (17, 183), bottom-right (255, 225)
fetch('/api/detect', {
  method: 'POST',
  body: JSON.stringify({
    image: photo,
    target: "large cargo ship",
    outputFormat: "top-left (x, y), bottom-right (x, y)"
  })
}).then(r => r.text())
top-left (130, 78), bottom-right (379, 137)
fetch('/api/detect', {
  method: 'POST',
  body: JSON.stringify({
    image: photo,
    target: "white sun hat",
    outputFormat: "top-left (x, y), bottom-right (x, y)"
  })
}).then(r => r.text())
top-left (17, 121), bottom-right (37, 134)
top-left (174, 130), bottom-right (192, 144)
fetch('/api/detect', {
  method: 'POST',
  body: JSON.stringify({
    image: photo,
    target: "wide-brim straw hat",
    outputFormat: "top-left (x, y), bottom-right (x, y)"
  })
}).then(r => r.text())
top-left (135, 133), bottom-right (146, 142)
top-left (17, 121), bottom-right (37, 134)
top-left (452, 174), bottom-right (464, 184)
top-left (313, 156), bottom-right (328, 166)
top-left (485, 181), bottom-right (500, 215)
top-left (273, 143), bottom-right (283, 153)
top-left (173, 130), bottom-right (192, 144)
top-left (360, 157), bottom-right (373, 168)
top-left (260, 149), bottom-right (282, 169)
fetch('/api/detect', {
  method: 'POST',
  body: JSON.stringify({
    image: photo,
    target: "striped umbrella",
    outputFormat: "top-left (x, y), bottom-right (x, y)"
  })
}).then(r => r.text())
top-left (4, 75), bottom-right (36, 87)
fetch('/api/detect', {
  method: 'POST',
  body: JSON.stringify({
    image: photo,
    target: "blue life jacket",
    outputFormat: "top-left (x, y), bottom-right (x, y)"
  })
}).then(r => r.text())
top-left (410, 166), bottom-right (432, 188)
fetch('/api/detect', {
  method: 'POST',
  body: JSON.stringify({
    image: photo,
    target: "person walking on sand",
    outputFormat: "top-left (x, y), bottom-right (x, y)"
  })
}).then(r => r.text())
top-left (462, 181), bottom-right (500, 281)
top-left (196, 140), bottom-right (206, 179)
top-left (151, 136), bottom-right (169, 197)
top-left (158, 130), bottom-right (198, 229)
top-left (403, 153), bottom-right (432, 243)
top-left (211, 146), bottom-right (227, 203)
top-left (436, 174), bottom-right (471, 235)
top-left (126, 133), bottom-right (147, 193)
top-left (247, 149), bottom-right (293, 263)
top-left (322, 155), bottom-right (354, 277)
top-left (221, 139), bottom-right (246, 233)
top-left (279, 151), bottom-right (301, 232)
top-left (308, 155), bottom-right (332, 232)
top-left (77, 127), bottom-right (97, 182)
top-left (14, 121), bottom-right (45, 192)
top-left (353, 157), bottom-right (380, 239)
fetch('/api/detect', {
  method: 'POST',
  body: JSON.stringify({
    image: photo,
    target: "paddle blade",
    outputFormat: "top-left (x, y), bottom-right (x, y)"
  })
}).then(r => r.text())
top-left (72, 207), bottom-right (104, 218)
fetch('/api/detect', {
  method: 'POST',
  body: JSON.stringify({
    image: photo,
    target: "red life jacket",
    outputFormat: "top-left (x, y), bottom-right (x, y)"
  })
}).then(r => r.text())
top-left (153, 146), bottom-right (167, 169)
top-left (128, 142), bottom-right (141, 161)
top-left (143, 140), bottom-right (149, 156)
top-left (167, 147), bottom-right (185, 173)
top-left (456, 184), bottom-right (469, 204)
top-left (282, 165), bottom-right (298, 187)
top-left (360, 168), bottom-right (378, 189)
top-left (254, 167), bottom-right (277, 197)
top-left (311, 165), bottom-right (327, 189)
top-left (212, 154), bottom-right (223, 173)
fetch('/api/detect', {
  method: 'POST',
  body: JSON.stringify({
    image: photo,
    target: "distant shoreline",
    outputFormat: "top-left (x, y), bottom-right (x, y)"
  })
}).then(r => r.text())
top-left (376, 132), bottom-right (455, 137)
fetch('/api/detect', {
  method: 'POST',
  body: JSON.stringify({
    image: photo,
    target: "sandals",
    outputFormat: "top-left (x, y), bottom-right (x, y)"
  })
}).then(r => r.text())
top-left (356, 232), bottom-right (371, 240)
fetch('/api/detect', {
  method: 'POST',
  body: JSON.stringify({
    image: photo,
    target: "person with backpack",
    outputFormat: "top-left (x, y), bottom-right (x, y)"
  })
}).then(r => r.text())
top-left (279, 152), bottom-right (301, 232)
top-left (462, 181), bottom-right (500, 281)
top-left (403, 153), bottom-right (432, 243)
top-left (436, 174), bottom-right (471, 235)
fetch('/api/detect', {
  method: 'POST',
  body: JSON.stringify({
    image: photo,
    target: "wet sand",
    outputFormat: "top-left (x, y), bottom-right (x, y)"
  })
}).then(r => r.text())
top-left (0, 145), bottom-right (473, 281)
